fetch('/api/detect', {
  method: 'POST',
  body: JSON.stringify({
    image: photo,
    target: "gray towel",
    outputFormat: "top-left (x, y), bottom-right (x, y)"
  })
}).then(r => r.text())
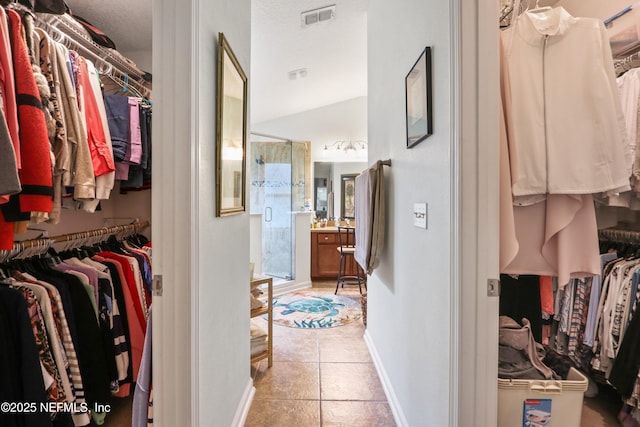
top-left (0, 106), bottom-right (20, 197)
top-left (355, 161), bottom-right (386, 274)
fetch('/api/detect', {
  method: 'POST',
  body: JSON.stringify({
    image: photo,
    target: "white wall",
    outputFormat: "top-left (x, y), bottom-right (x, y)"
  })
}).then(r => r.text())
top-left (252, 96), bottom-right (368, 163)
top-left (121, 50), bottom-right (153, 72)
top-left (153, 0), bottom-right (252, 425)
top-left (367, 0), bottom-right (453, 425)
top-left (558, 0), bottom-right (628, 19)
top-left (196, 0), bottom-right (252, 425)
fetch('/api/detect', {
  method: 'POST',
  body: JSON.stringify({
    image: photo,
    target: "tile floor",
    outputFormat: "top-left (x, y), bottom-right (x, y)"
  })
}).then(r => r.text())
top-left (245, 282), bottom-right (396, 427)
top-left (247, 282), bottom-right (628, 427)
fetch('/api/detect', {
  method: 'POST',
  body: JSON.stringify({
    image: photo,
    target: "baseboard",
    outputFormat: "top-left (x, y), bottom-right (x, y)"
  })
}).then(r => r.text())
top-left (364, 330), bottom-right (409, 427)
top-left (272, 279), bottom-right (312, 297)
top-left (231, 379), bottom-right (255, 427)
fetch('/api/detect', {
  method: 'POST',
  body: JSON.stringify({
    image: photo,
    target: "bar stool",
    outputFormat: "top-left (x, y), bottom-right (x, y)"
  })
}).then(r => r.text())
top-left (335, 226), bottom-right (366, 295)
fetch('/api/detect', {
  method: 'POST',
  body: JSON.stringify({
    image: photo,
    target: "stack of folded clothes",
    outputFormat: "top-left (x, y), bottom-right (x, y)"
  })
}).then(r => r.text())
top-left (250, 320), bottom-right (268, 357)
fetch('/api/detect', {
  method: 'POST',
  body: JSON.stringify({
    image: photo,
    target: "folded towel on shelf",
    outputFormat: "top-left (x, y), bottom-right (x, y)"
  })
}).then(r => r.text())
top-left (250, 293), bottom-right (264, 310)
top-left (251, 340), bottom-right (268, 357)
top-left (250, 320), bottom-right (267, 340)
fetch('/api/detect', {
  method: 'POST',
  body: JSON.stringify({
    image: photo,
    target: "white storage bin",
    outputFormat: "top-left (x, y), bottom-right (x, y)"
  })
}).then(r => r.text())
top-left (498, 367), bottom-right (588, 427)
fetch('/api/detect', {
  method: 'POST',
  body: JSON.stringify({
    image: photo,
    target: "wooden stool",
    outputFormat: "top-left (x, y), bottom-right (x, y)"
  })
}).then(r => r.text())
top-left (335, 226), bottom-right (366, 295)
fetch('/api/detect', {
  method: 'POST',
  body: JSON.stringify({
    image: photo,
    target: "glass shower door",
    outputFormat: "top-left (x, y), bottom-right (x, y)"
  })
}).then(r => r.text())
top-left (251, 140), bottom-right (294, 280)
top-left (250, 138), bottom-right (307, 281)
top-left (263, 160), bottom-right (294, 280)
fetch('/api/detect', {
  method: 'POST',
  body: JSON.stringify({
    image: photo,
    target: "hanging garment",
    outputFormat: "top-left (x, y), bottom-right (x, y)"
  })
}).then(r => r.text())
top-left (73, 54), bottom-right (115, 178)
top-left (132, 305), bottom-right (152, 427)
top-left (4, 10), bottom-right (53, 214)
top-left (103, 94), bottom-right (130, 161)
top-left (35, 28), bottom-right (68, 224)
top-left (0, 107), bottom-right (21, 198)
top-left (55, 43), bottom-right (95, 200)
top-left (503, 7), bottom-right (630, 196)
top-left (81, 59), bottom-right (115, 212)
top-left (0, 8), bottom-right (20, 169)
top-left (501, 194), bottom-right (601, 286)
top-left (17, 272), bottom-right (91, 427)
top-left (0, 286), bottom-right (53, 427)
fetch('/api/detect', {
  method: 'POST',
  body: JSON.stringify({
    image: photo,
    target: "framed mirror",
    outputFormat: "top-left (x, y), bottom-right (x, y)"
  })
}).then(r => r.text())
top-left (216, 32), bottom-right (248, 216)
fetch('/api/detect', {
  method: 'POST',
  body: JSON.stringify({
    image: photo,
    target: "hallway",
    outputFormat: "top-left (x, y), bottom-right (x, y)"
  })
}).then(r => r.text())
top-left (245, 283), bottom-right (396, 426)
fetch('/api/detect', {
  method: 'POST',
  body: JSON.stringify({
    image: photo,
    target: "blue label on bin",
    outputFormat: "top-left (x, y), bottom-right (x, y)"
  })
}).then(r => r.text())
top-left (523, 399), bottom-right (552, 427)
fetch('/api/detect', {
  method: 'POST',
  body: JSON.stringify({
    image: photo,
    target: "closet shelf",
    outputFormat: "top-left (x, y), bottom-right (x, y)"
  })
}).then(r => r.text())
top-left (251, 305), bottom-right (269, 318)
top-left (34, 13), bottom-right (151, 97)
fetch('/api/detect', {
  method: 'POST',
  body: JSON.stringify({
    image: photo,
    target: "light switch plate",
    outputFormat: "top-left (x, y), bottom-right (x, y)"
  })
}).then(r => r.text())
top-left (414, 203), bottom-right (427, 229)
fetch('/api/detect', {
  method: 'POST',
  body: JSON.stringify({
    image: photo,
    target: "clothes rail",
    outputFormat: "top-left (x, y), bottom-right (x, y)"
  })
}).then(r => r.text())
top-left (604, 4), bottom-right (637, 27)
top-left (598, 228), bottom-right (640, 243)
top-left (614, 51), bottom-right (640, 76)
top-left (34, 13), bottom-right (150, 90)
top-left (10, 220), bottom-right (149, 253)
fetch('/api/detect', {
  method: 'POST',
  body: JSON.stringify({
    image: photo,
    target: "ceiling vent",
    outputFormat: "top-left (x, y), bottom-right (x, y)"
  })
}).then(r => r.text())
top-left (288, 68), bottom-right (308, 80)
top-left (301, 5), bottom-right (336, 28)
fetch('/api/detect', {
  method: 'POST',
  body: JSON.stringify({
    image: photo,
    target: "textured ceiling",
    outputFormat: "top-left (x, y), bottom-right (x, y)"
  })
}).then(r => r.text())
top-left (251, 0), bottom-right (368, 124)
top-left (64, 0), bottom-right (152, 54)
top-left (60, 0), bottom-right (367, 124)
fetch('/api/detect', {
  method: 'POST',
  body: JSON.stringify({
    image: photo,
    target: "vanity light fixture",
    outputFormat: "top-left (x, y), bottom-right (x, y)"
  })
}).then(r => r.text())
top-left (323, 140), bottom-right (367, 153)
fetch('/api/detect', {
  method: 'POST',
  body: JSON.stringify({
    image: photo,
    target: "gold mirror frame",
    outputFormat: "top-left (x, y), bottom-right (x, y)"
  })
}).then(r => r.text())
top-left (216, 32), bottom-right (248, 216)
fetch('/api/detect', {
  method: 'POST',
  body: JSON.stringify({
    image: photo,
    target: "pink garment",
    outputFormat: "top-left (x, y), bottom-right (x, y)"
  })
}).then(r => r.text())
top-left (499, 34), bottom-right (519, 269)
top-left (501, 194), bottom-right (600, 287)
top-left (115, 161), bottom-right (130, 180)
top-left (125, 98), bottom-right (142, 165)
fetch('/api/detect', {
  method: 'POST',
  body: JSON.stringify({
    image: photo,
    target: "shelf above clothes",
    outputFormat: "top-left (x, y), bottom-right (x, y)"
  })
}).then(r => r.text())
top-left (35, 12), bottom-right (151, 98)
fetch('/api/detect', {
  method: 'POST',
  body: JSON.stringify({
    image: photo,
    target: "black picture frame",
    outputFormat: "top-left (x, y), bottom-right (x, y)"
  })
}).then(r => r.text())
top-left (405, 46), bottom-right (433, 148)
top-left (340, 174), bottom-right (358, 219)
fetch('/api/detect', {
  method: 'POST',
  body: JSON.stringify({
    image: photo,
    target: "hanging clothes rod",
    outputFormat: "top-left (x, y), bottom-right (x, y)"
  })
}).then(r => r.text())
top-left (604, 4), bottom-right (637, 27)
top-left (0, 220), bottom-right (149, 263)
top-left (598, 228), bottom-right (640, 243)
top-left (379, 159), bottom-right (391, 166)
top-left (16, 220), bottom-right (149, 251)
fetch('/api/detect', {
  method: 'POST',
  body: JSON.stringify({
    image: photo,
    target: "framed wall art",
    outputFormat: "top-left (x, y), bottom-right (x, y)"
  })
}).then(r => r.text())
top-left (405, 46), bottom-right (433, 148)
top-left (216, 32), bottom-right (248, 216)
top-left (341, 174), bottom-right (358, 219)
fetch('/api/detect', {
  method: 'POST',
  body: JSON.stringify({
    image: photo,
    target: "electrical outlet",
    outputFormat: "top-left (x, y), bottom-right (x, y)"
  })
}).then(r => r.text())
top-left (414, 203), bottom-right (427, 229)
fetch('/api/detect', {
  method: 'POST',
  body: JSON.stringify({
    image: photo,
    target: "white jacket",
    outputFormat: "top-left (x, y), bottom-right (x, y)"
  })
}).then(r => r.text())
top-left (503, 7), bottom-right (631, 197)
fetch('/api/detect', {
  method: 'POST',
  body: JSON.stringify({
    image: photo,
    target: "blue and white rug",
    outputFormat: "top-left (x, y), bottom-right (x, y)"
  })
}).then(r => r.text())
top-left (271, 291), bottom-right (362, 328)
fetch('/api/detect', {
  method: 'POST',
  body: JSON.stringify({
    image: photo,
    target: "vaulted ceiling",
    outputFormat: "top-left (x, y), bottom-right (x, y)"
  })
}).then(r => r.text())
top-left (62, 0), bottom-right (368, 125)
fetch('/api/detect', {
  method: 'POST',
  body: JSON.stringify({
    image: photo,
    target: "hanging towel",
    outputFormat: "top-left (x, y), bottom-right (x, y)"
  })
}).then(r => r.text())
top-left (355, 160), bottom-right (386, 274)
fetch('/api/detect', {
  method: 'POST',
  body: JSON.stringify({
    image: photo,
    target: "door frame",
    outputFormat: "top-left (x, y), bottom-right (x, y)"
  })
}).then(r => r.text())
top-left (452, 0), bottom-right (500, 425)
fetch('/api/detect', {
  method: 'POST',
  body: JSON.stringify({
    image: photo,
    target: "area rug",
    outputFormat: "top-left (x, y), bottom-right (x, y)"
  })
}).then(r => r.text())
top-left (271, 291), bottom-right (362, 329)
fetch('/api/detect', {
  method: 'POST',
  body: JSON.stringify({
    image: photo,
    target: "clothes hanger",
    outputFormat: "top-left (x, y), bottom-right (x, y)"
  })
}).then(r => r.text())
top-left (527, 0), bottom-right (552, 14)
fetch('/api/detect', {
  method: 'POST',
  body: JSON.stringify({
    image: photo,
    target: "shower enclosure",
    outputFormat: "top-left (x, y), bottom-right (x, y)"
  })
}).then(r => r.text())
top-left (250, 133), bottom-right (308, 281)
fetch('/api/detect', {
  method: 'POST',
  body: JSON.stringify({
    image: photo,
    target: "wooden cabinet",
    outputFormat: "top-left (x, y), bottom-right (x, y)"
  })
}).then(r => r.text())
top-left (311, 231), bottom-right (358, 279)
top-left (250, 275), bottom-right (272, 367)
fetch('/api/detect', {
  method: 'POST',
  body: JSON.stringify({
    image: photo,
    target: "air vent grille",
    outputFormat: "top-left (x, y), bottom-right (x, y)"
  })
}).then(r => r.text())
top-left (301, 5), bottom-right (336, 28)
